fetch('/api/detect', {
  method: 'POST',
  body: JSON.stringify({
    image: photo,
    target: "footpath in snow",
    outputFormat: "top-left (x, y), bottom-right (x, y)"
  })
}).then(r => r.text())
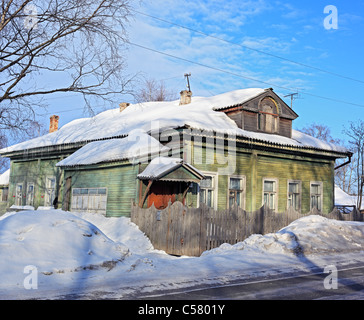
top-left (0, 208), bottom-right (363, 299)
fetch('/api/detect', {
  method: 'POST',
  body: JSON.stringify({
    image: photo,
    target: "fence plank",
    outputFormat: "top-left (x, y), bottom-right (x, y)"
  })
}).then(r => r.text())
top-left (131, 202), bottom-right (363, 257)
top-left (199, 205), bottom-right (207, 255)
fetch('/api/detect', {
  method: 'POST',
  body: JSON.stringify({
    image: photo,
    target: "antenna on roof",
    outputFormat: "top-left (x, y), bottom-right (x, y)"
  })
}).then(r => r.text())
top-left (284, 92), bottom-right (299, 109)
top-left (184, 73), bottom-right (191, 92)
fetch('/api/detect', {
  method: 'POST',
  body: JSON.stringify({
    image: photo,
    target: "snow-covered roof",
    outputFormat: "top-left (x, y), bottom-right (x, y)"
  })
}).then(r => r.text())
top-left (137, 157), bottom-right (204, 181)
top-left (0, 88), bottom-right (349, 155)
top-left (56, 131), bottom-right (169, 167)
top-left (334, 185), bottom-right (363, 210)
top-left (0, 169), bottom-right (10, 186)
top-left (335, 185), bottom-right (356, 207)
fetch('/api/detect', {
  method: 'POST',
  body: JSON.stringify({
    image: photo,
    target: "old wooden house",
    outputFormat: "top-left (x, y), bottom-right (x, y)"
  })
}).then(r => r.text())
top-left (0, 88), bottom-right (352, 217)
top-left (0, 169), bottom-right (9, 213)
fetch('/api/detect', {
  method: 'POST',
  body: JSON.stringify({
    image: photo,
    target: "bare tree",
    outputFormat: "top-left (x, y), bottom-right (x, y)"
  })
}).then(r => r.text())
top-left (343, 120), bottom-right (364, 210)
top-left (335, 148), bottom-right (356, 194)
top-left (299, 123), bottom-right (356, 194)
top-left (0, 0), bottom-right (133, 138)
top-left (0, 131), bottom-right (9, 171)
top-left (134, 78), bottom-right (177, 103)
top-left (299, 123), bottom-right (339, 143)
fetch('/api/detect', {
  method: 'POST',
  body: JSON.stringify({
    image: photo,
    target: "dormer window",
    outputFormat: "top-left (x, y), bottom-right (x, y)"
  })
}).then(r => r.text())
top-left (214, 88), bottom-right (298, 138)
top-left (258, 97), bottom-right (279, 134)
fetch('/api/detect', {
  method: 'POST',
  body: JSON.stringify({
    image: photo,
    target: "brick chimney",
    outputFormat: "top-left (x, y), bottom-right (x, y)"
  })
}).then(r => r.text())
top-left (119, 102), bottom-right (130, 112)
top-left (179, 90), bottom-right (192, 105)
top-left (49, 115), bottom-right (59, 133)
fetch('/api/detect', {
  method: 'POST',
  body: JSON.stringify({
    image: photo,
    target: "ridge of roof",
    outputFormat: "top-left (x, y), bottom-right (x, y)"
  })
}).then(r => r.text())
top-left (0, 88), bottom-right (349, 156)
top-left (0, 88), bottom-right (266, 154)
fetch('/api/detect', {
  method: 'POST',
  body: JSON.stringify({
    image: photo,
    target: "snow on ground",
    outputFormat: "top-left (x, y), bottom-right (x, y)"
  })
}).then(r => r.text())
top-left (0, 210), bottom-right (129, 287)
top-left (0, 208), bottom-right (363, 299)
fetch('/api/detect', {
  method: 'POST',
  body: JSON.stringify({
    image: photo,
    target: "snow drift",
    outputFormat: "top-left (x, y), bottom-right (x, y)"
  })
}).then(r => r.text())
top-left (0, 210), bottom-right (129, 285)
top-left (203, 215), bottom-right (364, 256)
top-left (279, 215), bottom-right (364, 255)
top-left (0, 208), bottom-right (363, 299)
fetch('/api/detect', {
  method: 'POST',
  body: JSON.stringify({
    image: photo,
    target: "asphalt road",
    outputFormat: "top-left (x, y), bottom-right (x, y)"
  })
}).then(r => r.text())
top-left (142, 264), bottom-right (364, 300)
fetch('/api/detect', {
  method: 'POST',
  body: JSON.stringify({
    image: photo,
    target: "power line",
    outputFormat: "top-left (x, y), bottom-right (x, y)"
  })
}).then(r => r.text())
top-left (131, 9), bottom-right (364, 85)
top-left (128, 41), bottom-right (292, 90)
top-left (43, 40), bottom-right (364, 115)
top-left (127, 41), bottom-right (364, 108)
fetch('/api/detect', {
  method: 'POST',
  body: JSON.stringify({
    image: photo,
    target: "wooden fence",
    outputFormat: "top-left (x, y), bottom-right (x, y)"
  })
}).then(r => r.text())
top-left (130, 201), bottom-right (363, 257)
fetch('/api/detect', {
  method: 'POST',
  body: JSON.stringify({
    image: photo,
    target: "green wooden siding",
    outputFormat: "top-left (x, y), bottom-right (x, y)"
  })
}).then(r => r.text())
top-left (188, 139), bottom-right (335, 214)
top-left (5, 134), bottom-right (338, 217)
top-left (8, 159), bottom-right (139, 217)
top-left (64, 163), bottom-right (138, 217)
top-left (254, 154), bottom-right (334, 213)
top-left (8, 158), bottom-right (62, 208)
top-left (0, 201), bottom-right (7, 215)
top-left (160, 166), bottom-right (201, 182)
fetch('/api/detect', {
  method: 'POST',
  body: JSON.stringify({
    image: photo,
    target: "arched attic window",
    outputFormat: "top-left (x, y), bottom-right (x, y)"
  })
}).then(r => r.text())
top-left (258, 97), bottom-right (280, 134)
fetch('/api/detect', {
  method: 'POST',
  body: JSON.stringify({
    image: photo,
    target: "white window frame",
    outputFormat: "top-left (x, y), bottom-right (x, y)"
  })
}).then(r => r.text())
top-left (310, 181), bottom-right (323, 212)
top-left (198, 171), bottom-right (218, 210)
top-left (0, 187), bottom-right (8, 202)
top-left (287, 180), bottom-right (302, 212)
top-left (44, 176), bottom-right (56, 207)
top-left (71, 187), bottom-right (108, 215)
top-left (15, 183), bottom-right (23, 206)
top-left (228, 175), bottom-right (246, 210)
top-left (262, 178), bottom-right (278, 211)
top-left (26, 182), bottom-right (35, 206)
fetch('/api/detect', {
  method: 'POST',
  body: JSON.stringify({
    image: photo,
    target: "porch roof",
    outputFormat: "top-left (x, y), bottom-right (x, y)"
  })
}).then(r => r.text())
top-left (137, 157), bottom-right (205, 183)
top-left (56, 131), bottom-right (169, 167)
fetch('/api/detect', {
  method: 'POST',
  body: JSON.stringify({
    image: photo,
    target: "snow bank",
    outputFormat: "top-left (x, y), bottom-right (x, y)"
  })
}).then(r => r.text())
top-left (203, 215), bottom-right (364, 257)
top-left (202, 232), bottom-right (301, 257)
top-left (72, 211), bottom-right (153, 254)
top-left (0, 209), bottom-right (129, 286)
top-left (0, 209), bottom-right (363, 299)
top-left (279, 215), bottom-right (364, 255)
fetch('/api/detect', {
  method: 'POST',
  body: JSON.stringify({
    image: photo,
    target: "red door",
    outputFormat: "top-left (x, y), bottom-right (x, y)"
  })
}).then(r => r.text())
top-left (148, 182), bottom-right (177, 209)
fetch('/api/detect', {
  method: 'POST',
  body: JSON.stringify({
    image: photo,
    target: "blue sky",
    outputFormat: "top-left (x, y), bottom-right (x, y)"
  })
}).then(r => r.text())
top-left (43, 0), bottom-right (364, 143)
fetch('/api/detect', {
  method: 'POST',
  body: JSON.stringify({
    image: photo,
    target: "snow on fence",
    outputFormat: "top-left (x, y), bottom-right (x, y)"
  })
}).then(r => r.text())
top-left (131, 201), bottom-right (363, 257)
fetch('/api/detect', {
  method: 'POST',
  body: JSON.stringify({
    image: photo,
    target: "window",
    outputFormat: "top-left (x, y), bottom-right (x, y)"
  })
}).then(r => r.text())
top-left (263, 179), bottom-right (278, 211)
top-left (26, 183), bottom-right (35, 206)
top-left (310, 182), bottom-right (323, 212)
top-left (44, 176), bottom-right (56, 206)
top-left (287, 180), bottom-right (301, 212)
top-left (200, 176), bottom-right (213, 208)
top-left (258, 97), bottom-right (279, 133)
top-left (15, 183), bottom-right (23, 206)
top-left (228, 176), bottom-right (246, 209)
top-left (71, 187), bottom-right (107, 214)
top-left (0, 188), bottom-right (8, 202)
top-left (258, 110), bottom-right (278, 133)
top-left (199, 173), bottom-right (217, 209)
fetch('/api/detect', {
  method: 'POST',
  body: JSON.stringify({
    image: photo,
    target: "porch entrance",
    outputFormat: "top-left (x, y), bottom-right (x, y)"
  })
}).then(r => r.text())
top-left (147, 181), bottom-right (178, 210)
top-left (137, 157), bottom-right (205, 209)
